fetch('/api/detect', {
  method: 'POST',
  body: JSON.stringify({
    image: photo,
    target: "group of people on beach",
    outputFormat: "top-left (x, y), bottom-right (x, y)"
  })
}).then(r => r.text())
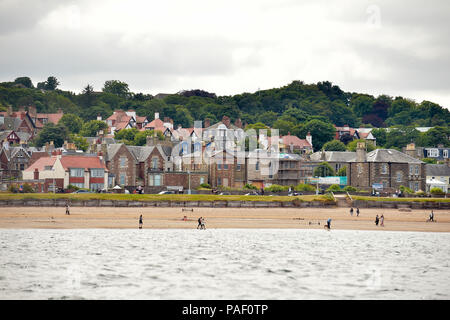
top-left (197, 217), bottom-right (206, 230)
top-left (349, 207), bottom-right (360, 217)
top-left (375, 214), bottom-right (384, 226)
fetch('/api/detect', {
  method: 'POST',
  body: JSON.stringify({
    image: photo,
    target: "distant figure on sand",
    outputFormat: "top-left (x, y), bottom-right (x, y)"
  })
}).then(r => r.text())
top-left (356, 208), bottom-right (360, 217)
top-left (350, 208), bottom-right (354, 216)
top-left (429, 210), bottom-right (434, 222)
top-left (325, 218), bottom-right (331, 230)
top-left (375, 215), bottom-right (379, 226)
top-left (380, 214), bottom-right (384, 227)
top-left (198, 217), bottom-right (206, 230)
top-left (197, 217), bottom-right (202, 229)
top-left (65, 203), bottom-right (70, 215)
top-left (139, 215), bottom-right (143, 229)
top-left (201, 217), bottom-right (206, 230)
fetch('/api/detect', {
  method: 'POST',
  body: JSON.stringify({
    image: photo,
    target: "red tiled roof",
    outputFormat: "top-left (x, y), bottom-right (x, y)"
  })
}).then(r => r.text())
top-left (144, 118), bottom-right (165, 132)
top-left (280, 134), bottom-right (312, 148)
top-left (24, 156), bottom-right (56, 172)
top-left (36, 113), bottom-right (63, 124)
top-left (136, 116), bottom-right (147, 123)
top-left (60, 156), bottom-right (107, 170)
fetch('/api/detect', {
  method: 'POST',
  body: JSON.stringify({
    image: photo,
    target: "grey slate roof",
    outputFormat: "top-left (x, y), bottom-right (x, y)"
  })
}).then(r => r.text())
top-left (426, 164), bottom-right (450, 177)
top-left (310, 151), bottom-right (356, 162)
top-left (350, 149), bottom-right (424, 163)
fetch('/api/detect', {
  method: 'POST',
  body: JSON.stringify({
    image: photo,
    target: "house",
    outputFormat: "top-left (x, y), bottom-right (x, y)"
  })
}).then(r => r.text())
top-left (334, 125), bottom-right (376, 146)
top-left (309, 150), bottom-right (356, 174)
top-left (0, 130), bottom-right (32, 145)
top-left (425, 164), bottom-right (450, 193)
top-left (22, 152), bottom-right (108, 192)
top-left (269, 132), bottom-right (313, 154)
top-left (347, 142), bottom-right (425, 192)
top-left (403, 143), bottom-right (450, 162)
top-left (207, 149), bottom-right (246, 188)
top-left (0, 144), bottom-right (32, 179)
top-left (106, 110), bottom-right (135, 133)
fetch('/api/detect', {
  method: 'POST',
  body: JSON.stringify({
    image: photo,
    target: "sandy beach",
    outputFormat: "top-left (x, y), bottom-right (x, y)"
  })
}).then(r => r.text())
top-left (0, 206), bottom-right (449, 232)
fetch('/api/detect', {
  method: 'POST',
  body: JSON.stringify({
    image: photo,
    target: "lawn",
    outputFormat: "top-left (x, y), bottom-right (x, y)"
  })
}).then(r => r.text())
top-left (352, 195), bottom-right (450, 203)
top-left (0, 192), bottom-right (334, 203)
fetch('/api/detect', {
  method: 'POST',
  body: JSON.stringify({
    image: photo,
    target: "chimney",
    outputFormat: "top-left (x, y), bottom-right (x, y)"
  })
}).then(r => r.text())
top-left (19, 106), bottom-right (25, 112)
top-left (97, 114), bottom-right (102, 121)
top-left (405, 143), bottom-right (417, 158)
top-left (155, 112), bottom-right (159, 120)
top-left (234, 118), bottom-right (242, 129)
top-left (7, 106), bottom-right (13, 117)
top-left (57, 108), bottom-right (63, 114)
top-left (34, 168), bottom-right (39, 180)
top-left (356, 141), bottom-right (366, 162)
top-left (28, 105), bottom-right (37, 118)
top-left (306, 132), bottom-right (312, 147)
top-left (204, 119), bottom-right (210, 128)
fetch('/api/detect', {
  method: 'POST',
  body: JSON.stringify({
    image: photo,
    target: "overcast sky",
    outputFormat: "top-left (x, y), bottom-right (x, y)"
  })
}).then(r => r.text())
top-left (0, 0), bottom-right (449, 108)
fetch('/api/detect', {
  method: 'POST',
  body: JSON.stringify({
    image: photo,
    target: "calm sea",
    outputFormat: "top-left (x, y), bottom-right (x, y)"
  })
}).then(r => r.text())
top-left (0, 229), bottom-right (449, 299)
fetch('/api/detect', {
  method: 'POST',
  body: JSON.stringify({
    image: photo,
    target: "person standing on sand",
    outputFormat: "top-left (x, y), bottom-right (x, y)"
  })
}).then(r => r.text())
top-left (356, 208), bottom-right (360, 217)
top-left (429, 210), bottom-right (434, 222)
top-left (350, 208), bottom-right (354, 216)
top-left (380, 214), bottom-right (384, 227)
top-left (375, 215), bottom-right (379, 226)
top-left (139, 215), bottom-right (143, 229)
top-left (197, 217), bottom-right (202, 229)
top-left (65, 203), bottom-right (70, 215)
top-left (201, 217), bottom-right (206, 230)
top-left (326, 218), bottom-right (331, 230)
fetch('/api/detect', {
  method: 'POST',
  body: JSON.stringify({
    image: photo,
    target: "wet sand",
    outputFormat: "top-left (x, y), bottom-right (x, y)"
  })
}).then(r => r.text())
top-left (0, 206), bottom-right (449, 232)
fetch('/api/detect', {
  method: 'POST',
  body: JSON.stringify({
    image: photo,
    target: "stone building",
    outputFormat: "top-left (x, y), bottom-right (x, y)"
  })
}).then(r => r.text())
top-left (347, 142), bottom-right (425, 192)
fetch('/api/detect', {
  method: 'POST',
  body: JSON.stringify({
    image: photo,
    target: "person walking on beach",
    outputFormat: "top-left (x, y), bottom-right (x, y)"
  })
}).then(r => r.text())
top-left (429, 210), bottom-right (434, 222)
top-left (380, 214), bottom-right (384, 227)
top-left (375, 215), bottom-right (379, 226)
top-left (197, 217), bottom-right (202, 229)
top-left (201, 217), bottom-right (206, 230)
top-left (356, 208), bottom-right (360, 217)
top-left (350, 208), bottom-right (354, 216)
top-left (139, 214), bottom-right (143, 229)
top-left (65, 203), bottom-right (70, 215)
top-left (326, 218), bottom-right (331, 230)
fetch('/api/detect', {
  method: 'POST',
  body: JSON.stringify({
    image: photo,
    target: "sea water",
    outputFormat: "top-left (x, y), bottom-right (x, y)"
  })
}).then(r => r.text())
top-left (0, 229), bottom-right (449, 299)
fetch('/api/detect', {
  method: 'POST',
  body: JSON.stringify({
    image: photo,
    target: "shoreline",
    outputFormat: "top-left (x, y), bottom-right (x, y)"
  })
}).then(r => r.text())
top-left (0, 207), bottom-right (449, 232)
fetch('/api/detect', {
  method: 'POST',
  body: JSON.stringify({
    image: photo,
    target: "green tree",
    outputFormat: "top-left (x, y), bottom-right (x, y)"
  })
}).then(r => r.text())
top-left (134, 130), bottom-right (164, 146)
top-left (346, 139), bottom-right (376, 152)
top-left (293, 119), bottom-right (336, 151)
top-left (323, 140), bottom-right (346, 151)
top-left (34, 123), bottom-right (69, 148)
top-left (350, 94), bottom-right (374, 117)
top-left (313, 162), bottom-right (335, 177)
top-left (102, 80), bottom-right (130, 98)
top-left (44, 76), bottom-right (60, 90)
top-left (14, 77), bottom-right (34, 88)
top-left (114, 128), bottom-right (139, 143)
top-left (59, 113), bottom-right (84, 134)
top-left (257, 111), bottom-right (278, 126)
top-left (337, 166), bottom-right (347, 176)
top-left (80, 120), bottom-right (108, 137)
top-left (69, 134), bottom-right (89, 151)
top-left (272, 119), bottom-right (296, 136)
top-left (416, 126), bottom-right (450, 147)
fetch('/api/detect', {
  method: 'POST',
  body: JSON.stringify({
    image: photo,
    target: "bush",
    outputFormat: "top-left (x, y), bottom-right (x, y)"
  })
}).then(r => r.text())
top-left (343, 186), bottom-right (357, 192)
top-left (22, 183), bottom-right (35, 193)
top-left (430, 187), bottom-right (445, 195)
top-left (326, 184), bottom-right (341, 192)
top-left (415, 191), bottom-right (426, 197)
top-left (294, 184), bottom-right (316, 192)
top-left (67, 184), bottom-right (80, 191)
top-left (264, 184), bottom-right (289, 193)
top-left (399, 185), bottom-right (414, 194)
top-left (8, 185), bottom-right (18, 193)
top-left (199, 183), bottom-right (211, 189)
top-left (244, 183), bottom-right (258, 190)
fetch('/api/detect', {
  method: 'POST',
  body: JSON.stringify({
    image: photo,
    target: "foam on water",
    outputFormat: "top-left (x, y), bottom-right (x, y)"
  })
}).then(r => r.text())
top-left (0, 229), bottom-right (449, 299)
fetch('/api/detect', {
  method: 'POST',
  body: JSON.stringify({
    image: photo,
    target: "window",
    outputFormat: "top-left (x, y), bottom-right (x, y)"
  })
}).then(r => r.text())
top-left (20, 164), bottom-right (25, 170)
top-left (151, 157), bottom-right (159, 170)
top-left (120, 173), bottom-right (126, 185)
top-left (217, 177), bottom-right (222, 186)
top-left (236, 163), bottom-right (241, 171)
top-left (427, 149), bottom-right (439, 157)
top-left (290, 162), bottom-right (295, 168)
top-left (409, 165), bottom-right (413, 175)
top-left (357, 164), bottom-right (362, 174)
top-left (218, 163), bottom-right (222, 170)
top-left (149, 174), bottom-right (162, 186)
top-left (200, 177), bottom-right (205, 184)
top-left (255, 161), bottom-right (260, 171)
top-left (120, 157), bottom-right (126, 167)
top-left (381, 164), bottom-right (387, 174)
top-left (414, 182), bottom-right (419, 192)
top-left (71, 183), bottom-right (84, 189)
top-left (443, 150), bottom-right (448, 158)
top-left (396, 172), bottom-right (402, 183)
top-left (44, 165), bottom-right (53, 170)
top-left (70, 168), bottom-right (84, 177)
top-left (90, 183), bottom-right (104, 191)
top-left (223, 164), bottom-right (229, 170)
top-left (415, 165), bottom-right (419, 175)
top-left (91, 169), bottom-right (104, 177)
